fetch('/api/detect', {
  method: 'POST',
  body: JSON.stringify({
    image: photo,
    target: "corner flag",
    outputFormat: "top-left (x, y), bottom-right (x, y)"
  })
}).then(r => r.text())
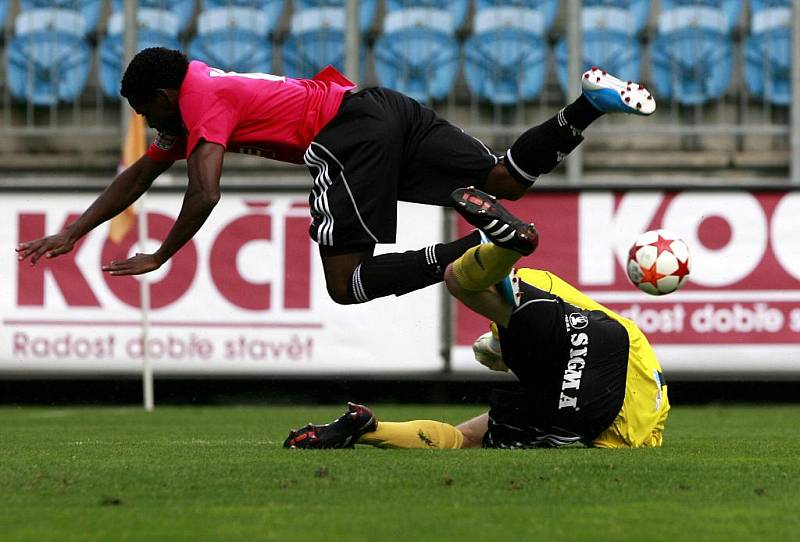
top-left (109, 112), bottom-right (147, 243)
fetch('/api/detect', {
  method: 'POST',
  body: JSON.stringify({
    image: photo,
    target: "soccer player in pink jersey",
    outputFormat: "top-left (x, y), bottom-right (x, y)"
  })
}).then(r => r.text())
top-left (17, 47), bottom-right (655, 305)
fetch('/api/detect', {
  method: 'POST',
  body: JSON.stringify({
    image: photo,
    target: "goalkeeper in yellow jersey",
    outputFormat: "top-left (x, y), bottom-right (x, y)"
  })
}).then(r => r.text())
top-left (284, 187), bottom-right (669, 450)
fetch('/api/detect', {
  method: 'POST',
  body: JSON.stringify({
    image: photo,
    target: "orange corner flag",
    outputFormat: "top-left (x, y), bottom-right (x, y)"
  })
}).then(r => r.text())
top-left (109, 112), bottom-right (148, 244)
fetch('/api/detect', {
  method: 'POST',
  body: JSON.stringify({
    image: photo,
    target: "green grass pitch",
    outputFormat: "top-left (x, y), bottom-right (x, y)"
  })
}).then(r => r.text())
top-left (2, 404), bottom-right (799, 541)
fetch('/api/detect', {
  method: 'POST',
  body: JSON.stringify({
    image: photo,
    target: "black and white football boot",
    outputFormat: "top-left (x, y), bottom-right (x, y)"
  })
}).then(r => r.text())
top-left (451, 187), bottom-right (539, 256)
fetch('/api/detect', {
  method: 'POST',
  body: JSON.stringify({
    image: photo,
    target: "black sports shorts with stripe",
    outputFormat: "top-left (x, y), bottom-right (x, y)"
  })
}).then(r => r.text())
top-left (483, 281), bottom-right (630, 448)
top-left (304, 87), bottom-right (499, 250)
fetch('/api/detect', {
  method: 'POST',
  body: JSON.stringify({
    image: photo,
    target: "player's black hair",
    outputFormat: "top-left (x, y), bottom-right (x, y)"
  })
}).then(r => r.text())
top-left (120, 47), bottom-right (189, 104)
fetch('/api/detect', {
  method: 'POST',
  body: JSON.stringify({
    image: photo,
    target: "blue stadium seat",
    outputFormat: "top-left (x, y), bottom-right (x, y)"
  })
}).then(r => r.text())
top-left (105, 9), bottom-right (182, 38)
top-left (282, 31), bottom-right (343, 78)
top-left (283, 31), bottom-right (366, 79)
top-left (474, 0), bottom-right (558, 33)
top-left (659, 0), bottom-right (742, 34)
top-left (112, 0), bottom-right (195, 34)
top-left (189, 8), bottom-right (273, 73)
top-left (294, 0), bottom-right (378, 33)
top-left (189, 32), bottom-right (272, 74)
top-left (282, 8), bottom-right (366, 79)
top-left (201, 0), bottom-right (286, 36)
top-left (555, 29), bottom-right (640, 94)
top-left (19, 0), bottom-right (102, 34)
top-left (99, 29), bottom-right (182, 99)
top-left (6, 31), bottom-right (91, 105)
top-left (385, 0), bottom-right (470, 32)
top-left (749, 0), bottom-right (791, 33)
top-left (469, 4), bottom-right (553, 36)
top-left (373, 26), bottom-right (459, 103)
top-left (463, 28), bottom-right (547, 105)
top-left (14, 7), bottom-right (94, 37)
top-left (651, 27), bottom-right (733, 105)
top-left (581, 0), bottom-right (650, 35)
top-left (744, 1), bottom-right (791, 106)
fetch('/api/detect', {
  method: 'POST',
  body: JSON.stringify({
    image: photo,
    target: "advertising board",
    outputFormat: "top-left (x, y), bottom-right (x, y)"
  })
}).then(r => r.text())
top-left (1, 191), bottom-right (444, 375)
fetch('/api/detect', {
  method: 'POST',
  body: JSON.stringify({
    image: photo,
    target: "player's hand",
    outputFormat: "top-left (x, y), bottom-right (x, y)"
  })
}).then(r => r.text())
top-left (16, 232), bottom-right (76, 266)
top-left (102, 253), bottom-right (162, 276)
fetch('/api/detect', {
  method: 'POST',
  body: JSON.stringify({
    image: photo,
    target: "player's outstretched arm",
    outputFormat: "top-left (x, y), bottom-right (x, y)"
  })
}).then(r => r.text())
top-left (103, 141), bottom-right (224, 276)
top-left (16, 155), bottom-right (172, 266)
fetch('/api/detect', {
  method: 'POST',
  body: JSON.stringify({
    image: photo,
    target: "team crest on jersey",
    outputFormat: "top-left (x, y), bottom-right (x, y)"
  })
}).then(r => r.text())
top-left (568, 313), bottom-right (588, 330)
top-left (154, 133), bottom-right (177, 151)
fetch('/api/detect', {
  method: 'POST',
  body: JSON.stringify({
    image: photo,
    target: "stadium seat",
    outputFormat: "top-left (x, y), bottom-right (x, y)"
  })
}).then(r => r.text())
top-left (282, 32), bottom-right (344, 78)
top-left (744, 29), bottom-right (791, 106)
top-left (581, 0), bottom-right (650, 35)
top-left (385, 0), bottom-right (470, 32)
top-left (200, 0), bottom-right (286, 36)
top-left (581, 0), bottom-right (650, 34)
top-left (99, 29), bottom-right (182, 99)
top-left (554, 29), bottom-right (640, 94)
top-left (19, 0), bottom-right (102, 34)
top-left (744, 2), bottom-right (791, 106)
top-left (474, 0), bottom-right (559, 34)
top-left (294, 0), bottom-right (378, 33)
top-left (651, 27), bottom-right (733, 105)
top-left (14, 7), bottom-right (90, 37)
top-left (463, 28), bottom-right (547, 105)
top-left (470, 5), bottom-right (550, 36)
top-left (189, 8), bottom-right (273, 73)
top-left (106, 9), bottom-right (182, 38)
top-left (111, 0), bottom-right (196, 34)
top-left (749, 0), bottom-right (791, 33)
top-left (553, 0), bottom-right (643, 95)
top-left (282, 7), bottom-right (365, 79)
top-left (373, 26), bottom-right (459, 103)
top-left (6, 31), bottom-right (91, 105)
top-left (658, 0), bottom-right (742, 34)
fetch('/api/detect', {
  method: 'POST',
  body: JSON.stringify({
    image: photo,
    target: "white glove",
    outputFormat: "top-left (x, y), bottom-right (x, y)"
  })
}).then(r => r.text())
top-left (472, 331), bottom-right (508, 372)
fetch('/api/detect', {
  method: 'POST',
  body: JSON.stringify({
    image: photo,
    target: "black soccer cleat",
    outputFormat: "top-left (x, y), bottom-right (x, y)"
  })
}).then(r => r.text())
top-left (283, 402), bottom-right (378, 449)
top-left (451, 187), bottom-right (539, 255)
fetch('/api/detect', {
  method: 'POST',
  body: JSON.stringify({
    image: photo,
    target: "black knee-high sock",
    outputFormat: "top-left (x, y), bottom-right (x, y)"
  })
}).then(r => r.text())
top-left (562, 94), bottom-right (604, 131)
top-left (347, 231), bottom-right (482, 303)
top-left (504, 95), bottom-right (603, 187)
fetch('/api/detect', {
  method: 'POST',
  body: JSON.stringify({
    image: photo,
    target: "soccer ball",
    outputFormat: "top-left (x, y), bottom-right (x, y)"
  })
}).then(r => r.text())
top-left (626, 229), bottom-right (690, 295)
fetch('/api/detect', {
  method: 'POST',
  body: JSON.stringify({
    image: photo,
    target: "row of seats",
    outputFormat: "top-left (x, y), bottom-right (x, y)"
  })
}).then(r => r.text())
top-left (4, 0), bottom-right (793, 106)
top-left (3, 0), bottom-right (755, 38)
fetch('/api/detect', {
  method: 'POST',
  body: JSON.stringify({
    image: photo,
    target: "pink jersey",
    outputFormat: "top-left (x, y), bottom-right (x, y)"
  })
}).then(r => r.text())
top-left (146, 61), bottom-right (356, 164)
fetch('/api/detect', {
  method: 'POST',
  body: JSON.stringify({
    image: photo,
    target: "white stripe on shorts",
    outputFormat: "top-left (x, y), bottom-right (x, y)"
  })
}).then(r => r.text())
top-left (308, 142), bottom-right (379, 244)
top-left (304, 147), bottom-right (335, 246)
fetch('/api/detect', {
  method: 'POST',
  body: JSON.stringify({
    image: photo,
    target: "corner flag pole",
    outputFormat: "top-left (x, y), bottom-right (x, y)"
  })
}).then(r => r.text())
top-left (112, 111), bottom-right (154, 411)
top-left (138, 196), bottom-right (154, 412)
top-left (119, 0), bottom-right (153, 411)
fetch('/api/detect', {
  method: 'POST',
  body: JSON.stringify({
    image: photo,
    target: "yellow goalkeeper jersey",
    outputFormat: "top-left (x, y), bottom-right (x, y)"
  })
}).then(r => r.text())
top-left (515, 268), bottom-right (670, 448)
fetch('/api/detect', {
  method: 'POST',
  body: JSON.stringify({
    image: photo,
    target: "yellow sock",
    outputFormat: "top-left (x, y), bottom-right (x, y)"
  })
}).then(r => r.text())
top-left (452, 244), bottom-right (521, 291)
top-left (358, 420), bottom-right (464, 449)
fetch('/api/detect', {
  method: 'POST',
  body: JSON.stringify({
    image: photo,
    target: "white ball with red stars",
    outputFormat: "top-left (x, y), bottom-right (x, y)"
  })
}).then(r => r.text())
top-left (626, 229), bottom-right (691, 295)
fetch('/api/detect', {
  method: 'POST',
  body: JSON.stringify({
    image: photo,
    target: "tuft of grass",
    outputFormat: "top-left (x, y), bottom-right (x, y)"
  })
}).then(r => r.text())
top-left (1, 404), bottom-right (799, 541)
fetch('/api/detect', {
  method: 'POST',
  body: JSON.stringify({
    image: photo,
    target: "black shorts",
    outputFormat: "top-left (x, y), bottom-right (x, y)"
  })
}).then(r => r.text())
top-left (483, 282), bottom-right (630, 448)
top-left (304, 87), bottom-right (499, 249)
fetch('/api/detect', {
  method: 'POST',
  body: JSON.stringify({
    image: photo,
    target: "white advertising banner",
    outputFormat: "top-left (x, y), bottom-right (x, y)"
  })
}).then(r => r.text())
top-left (0, 191), bottom-right (444, 375)
top-left (453, 189), bottom-right (800, 376)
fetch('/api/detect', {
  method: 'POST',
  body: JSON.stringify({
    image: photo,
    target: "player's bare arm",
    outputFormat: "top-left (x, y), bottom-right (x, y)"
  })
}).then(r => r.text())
top-left (15, 155), bottom-right (172, 266)
top-left (103, 140), bottom-right (224, 276)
